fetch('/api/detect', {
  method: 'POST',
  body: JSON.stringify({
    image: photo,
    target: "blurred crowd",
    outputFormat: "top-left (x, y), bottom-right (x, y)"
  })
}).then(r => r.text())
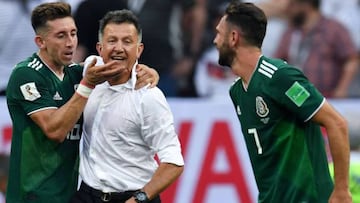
top-left (0, 0), bottom-right (359, 202)
top-left (0, 0), bottom-right (359, 99)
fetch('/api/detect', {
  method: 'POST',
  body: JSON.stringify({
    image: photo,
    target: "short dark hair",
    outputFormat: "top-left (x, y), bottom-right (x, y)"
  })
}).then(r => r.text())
top-left (31, 2), bottom-right (72, 34)
top-left (98, 9), bottom-right (142, 42)
top-left (225, 1), bottom-right (267, 48)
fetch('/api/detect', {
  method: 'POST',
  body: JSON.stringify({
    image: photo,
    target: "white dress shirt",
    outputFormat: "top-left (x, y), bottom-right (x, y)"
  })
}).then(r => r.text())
top-left (79, 62), bottom-right (184, 193)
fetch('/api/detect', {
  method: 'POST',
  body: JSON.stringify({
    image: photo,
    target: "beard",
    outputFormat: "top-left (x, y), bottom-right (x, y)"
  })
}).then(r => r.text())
top-left (218, 42), bottom-right (235, 67)
top-left (291, 12), bottom-right (306, 27)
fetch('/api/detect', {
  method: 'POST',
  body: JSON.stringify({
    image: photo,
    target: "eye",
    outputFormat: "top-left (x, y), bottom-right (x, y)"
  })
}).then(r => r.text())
top-left (107, 38), bottom-right (116, 44)
top-left (57, 33), bottom-right (65, 39)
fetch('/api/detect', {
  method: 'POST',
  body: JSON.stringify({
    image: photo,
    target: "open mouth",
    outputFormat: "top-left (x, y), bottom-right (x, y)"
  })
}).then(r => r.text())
top-left (111, 56), bottom-right (126, 61)
top-left (64, 51), bottom-right (73, 57)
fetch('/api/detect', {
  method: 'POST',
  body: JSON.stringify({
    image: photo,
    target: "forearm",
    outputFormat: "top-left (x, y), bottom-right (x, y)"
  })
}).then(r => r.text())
top-left (327, 122), bottom-right (350, 189)
top-left (142, 163), bottom-right (184, 200)
top-left (46, 94), bottom-right (88, 142)
top-left (31, 92), bottom-right (88, 142)
top-left (334, 58), bottom-right (359, 97)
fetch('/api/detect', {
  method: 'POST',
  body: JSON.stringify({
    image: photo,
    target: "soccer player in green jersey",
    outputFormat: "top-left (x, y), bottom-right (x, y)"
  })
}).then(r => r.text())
top-left (5, 2), bottom-right (158, 203)
top-left (213, 1), bottom-right (352, 203)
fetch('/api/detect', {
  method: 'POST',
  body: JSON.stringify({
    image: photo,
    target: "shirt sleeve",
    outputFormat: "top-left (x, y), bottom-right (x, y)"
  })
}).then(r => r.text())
top-left (140, 87), bottom-right (184, 166)
top-left (263, 66), bottom-right (325, 122)
top-left (7, 67), bottom-right (58, 115)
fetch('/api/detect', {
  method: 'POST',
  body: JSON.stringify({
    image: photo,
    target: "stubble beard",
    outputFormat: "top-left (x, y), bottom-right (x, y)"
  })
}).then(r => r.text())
top-left (218, 43), bottom-right (235, 68)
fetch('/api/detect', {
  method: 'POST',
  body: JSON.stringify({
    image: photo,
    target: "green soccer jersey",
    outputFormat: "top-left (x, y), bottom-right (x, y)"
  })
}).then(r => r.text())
top-left (230, 56), bottom-right (333, 203)
top-left (6, 53), bottom-right (83, 203)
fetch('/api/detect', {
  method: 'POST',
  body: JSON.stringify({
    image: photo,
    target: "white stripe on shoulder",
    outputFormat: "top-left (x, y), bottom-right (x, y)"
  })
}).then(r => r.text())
top-left (258, 60), bottom-right (279, 78)
top-left (304, 98), bottom-right (326, 122)
top-left (27, 107), bottom-right (58, 115)
top-left (262, 60), bottom-right (278, 71)
top-left (28, 58), bottom-right (43, 71)
top-left (260, 64), bottom-right (275, 75)
top-left (258, 68), bottom-right (273, 78)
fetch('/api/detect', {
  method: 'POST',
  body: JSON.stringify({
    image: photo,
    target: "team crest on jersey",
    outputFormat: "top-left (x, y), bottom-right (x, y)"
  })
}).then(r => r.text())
top-left (256, 96), bottom-right (269, 118)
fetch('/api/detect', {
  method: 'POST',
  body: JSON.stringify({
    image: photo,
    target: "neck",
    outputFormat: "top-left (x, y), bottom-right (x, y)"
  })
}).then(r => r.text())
top-left (37, 51), bottom-right (64, 76)
top-left (108, 65), bottom-right (133, 86)
top-left (108, 73), bottom-right (131, 86)
top-left (302, 9), bottom-right (321, 32)
top-left (231, 46), bottom-right (262, 85)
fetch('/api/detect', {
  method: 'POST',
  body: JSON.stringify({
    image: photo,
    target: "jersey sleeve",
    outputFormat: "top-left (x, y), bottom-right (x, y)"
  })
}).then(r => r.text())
top-left (7, 66), bottom-right (57, 115)
top-left (263, 66), bottom-right (325, 122)
top-left (140, 87), bottom-right (184, 166)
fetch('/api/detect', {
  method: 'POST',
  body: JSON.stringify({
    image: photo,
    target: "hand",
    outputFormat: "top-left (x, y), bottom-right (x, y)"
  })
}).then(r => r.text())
top-left (135, 64), bottom-right (159, 89)
top-left (329, 188), bottom-right (352, 203)
top-left (84, 58), bottom-right (126, 86)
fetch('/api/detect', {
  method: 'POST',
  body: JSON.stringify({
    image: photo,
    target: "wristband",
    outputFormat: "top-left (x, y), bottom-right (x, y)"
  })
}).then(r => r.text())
top-left (76, 79), bottom-right (94, 98)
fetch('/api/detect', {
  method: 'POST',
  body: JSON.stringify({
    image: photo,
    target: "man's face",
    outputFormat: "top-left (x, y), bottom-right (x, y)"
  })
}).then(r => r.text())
top-left (97, 22), bottom-right (143, 74)
top-left (39, 17), bottom-right (77, 67)
top-left (213, 16), bottom-right (235, 67)
top-left (287, 0), bottom-right (307, 27)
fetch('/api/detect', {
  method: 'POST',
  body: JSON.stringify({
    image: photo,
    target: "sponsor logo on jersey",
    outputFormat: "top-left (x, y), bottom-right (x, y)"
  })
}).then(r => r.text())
top-left (53, 91), bottom-right (63, 100)
top-left (258, 60), bottom-right (278, 78)
top-left (256, 96), bottom-right (269, 118)
top-left (20, 82), bottom-right (41, 101)
top-left (285, 81), bottom-right (310, 107)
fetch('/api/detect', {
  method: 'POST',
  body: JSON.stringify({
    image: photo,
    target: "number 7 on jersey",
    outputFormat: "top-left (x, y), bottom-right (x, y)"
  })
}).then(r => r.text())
top-left (248, 128), bottom-right (263, 154)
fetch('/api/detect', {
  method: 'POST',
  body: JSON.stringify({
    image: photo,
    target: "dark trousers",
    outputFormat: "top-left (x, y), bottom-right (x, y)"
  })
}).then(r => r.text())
top-left (70, 182), bottom-right (161, 203)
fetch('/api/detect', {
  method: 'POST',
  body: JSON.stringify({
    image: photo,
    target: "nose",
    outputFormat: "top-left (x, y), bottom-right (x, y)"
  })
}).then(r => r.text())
top-left (66, 34), bottom-right (77, 47)
top-left (213, 35), bottom-right (219, 46)
top-left (113, 41), bottom-right (124, 53)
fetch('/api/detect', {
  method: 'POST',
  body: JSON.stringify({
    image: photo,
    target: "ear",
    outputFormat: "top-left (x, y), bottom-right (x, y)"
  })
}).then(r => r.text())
top-left (136, 43), bottom-right (144, 59)
top-left (96, 42), bottom-right (102, 55)
top-left (230, 30), bottom-right (240, 47)
top-left (34, 35), bottom-right (45, 49)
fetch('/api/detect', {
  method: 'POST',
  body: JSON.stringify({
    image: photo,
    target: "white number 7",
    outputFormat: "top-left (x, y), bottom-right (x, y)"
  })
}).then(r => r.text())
top-left (248, 128), bottom-right (263, 154)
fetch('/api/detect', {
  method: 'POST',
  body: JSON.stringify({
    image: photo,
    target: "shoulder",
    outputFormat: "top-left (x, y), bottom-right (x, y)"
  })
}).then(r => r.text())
top-left (229, 77), bottom-right (242, 97)
top-left (257, 56), bottom-right (309, 92)
top-left (9, 54), bottom-right (45, 80)
top-left (139, 86), bottom-right (167, 102)
top-left (138, 86), bottom-right (172, 115)
top-left (320, 16), bottom-right (351, 34)
top-left (257, 56), bottom-right (292, 80)
top-left (66, 62), bottom-right (84, 75)
top-left (138, 86), bottom-right (169, 106)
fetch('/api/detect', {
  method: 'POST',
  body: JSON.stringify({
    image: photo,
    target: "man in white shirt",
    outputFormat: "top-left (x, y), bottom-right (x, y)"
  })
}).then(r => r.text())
top-left (70, 9), bottom-right (184, 203)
